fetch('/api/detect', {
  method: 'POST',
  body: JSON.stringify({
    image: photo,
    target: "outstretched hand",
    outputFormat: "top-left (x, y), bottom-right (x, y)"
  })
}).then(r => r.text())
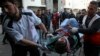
top-left (44, 32), bottom-right (53, 39)
top-left (37, 44), bottom-right (48, 51)
top-left (66, 24), bottom-right (72, 30)
top-left (66, 24), bottom-right (78, 33)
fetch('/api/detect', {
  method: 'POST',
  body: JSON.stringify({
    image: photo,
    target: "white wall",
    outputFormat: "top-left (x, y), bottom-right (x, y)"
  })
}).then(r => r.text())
top-left (46, 0), bottom-right (53, 12)
top-left (97, 0), bottom-right (100, 1)
top-left (64, 0), bottom-right (72, 8)
top-left (58, 0), bottom-right (64, 12)
top-left (22, 0), bottom-right (46, 9)
top-left (64, 0), bottom-right (92, 10)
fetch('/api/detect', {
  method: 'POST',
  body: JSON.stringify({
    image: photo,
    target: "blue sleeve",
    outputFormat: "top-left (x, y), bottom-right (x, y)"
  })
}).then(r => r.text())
top-left (3, 19), bottom-right (23, 43)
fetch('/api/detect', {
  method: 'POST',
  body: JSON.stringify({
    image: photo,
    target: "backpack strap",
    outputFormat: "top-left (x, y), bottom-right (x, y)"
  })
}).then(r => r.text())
top-left (22, 12), bottom-right (32, 16)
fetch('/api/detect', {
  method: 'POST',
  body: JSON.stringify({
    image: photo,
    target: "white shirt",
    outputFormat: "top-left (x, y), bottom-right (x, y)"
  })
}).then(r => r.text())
top-left (3, 9), bottom-right (42, 43)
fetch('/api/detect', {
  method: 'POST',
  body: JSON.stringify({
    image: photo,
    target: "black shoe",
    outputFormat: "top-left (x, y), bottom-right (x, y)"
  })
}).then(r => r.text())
top-left (42, 52), bottom-right (47, 56)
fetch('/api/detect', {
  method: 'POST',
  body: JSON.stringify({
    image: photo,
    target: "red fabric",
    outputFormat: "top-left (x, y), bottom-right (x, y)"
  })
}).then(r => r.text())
top-left (52, 13), bottom-right (59, 26)
top-left (84, 33), bottom-right (100, 46)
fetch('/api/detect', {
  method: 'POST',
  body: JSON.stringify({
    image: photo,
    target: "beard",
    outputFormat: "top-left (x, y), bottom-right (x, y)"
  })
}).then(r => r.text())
top-left (7, 12), bottom-right (16, 19)
top-left (88, 11), bottom-right (95, 17)
top-left (7, 7), bottom-right (20, 21)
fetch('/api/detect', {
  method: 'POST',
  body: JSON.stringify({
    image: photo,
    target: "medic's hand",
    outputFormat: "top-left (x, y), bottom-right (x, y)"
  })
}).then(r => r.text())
top-left (37, 44), bottom-right (48, 50)
top-left (46, 34), bottom-right (54, 37)
top-left (44, 32), bottom-right (50, 39)
top-left (70, 27), bottom-right (78, 33)
top-left (66, 24), bottom-right (72, 29)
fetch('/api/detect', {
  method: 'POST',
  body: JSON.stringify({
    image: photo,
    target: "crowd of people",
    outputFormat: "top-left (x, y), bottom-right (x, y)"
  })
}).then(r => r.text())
top-left (0, 0), bottom-right (100, 56)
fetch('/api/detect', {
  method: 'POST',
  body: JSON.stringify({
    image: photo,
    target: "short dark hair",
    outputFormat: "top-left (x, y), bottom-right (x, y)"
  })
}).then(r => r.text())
top-left (0, 0), bottom-right (17, 7)
top-left (90, 1), bottom-right (98, 7)
top-left (54, 40), bottom-right (67, 54)
top-left (82, 9), bottom-right (86, 12)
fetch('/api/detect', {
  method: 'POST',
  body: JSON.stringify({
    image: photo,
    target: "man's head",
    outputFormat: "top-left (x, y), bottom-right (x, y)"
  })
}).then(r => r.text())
top-left (0, 0), bottom-right (19, 17)
top-left (87, 1), bottom-right (98, 16)
top-left (37, 9), bottom-right (42, 15)
top-left (81, 9), bottom-right (86, 15)
top-left (54, 37), bottom-right (67, 54)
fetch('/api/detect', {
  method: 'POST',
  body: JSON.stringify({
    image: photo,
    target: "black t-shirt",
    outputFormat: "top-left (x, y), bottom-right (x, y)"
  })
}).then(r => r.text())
top-left (79, 16), bottom-right (100, 35)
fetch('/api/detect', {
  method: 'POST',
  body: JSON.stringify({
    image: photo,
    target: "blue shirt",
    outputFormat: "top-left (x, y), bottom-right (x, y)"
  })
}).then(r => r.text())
top-left (60, 18), bottom-right (79, 33)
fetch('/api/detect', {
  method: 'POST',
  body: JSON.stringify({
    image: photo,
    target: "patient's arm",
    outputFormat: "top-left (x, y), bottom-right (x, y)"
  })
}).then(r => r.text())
top-left (55, 28), bottom-right (63, 32)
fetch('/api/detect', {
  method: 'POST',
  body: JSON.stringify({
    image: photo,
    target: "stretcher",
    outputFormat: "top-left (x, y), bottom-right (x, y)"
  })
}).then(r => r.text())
top-left (41, 32), bottom-right (82, 56)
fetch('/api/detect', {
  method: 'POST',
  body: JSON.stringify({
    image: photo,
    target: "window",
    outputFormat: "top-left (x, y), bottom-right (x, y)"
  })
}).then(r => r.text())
top-left (61, 0), bottom-right (65, 5)
top-left (41, 0), bottom-right (46, 5)
top-left (31, 0), bottom-right (35, 1)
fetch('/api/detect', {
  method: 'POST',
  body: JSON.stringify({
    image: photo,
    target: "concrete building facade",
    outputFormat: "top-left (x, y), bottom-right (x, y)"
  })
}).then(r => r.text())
top-left (22, 0), bottom-right (46, 11)
top-left (0, 0), bottom-right (99, 13)
top-left (15, 0), bottom-right (97, 13)
top-left (46, 0), bottom-right (93, 12)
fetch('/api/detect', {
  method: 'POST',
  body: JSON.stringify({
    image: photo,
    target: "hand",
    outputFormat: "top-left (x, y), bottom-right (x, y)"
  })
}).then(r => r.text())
top-left (55, 28), bottom-right (63, 32)
top-left (70, 27), bottom-right (78, 33)
top-left (67, 24), bottom-right (72, 29)
top-left (37, 44), bottom-right (48, 50)
top-left (46, 34), bottom-right (54, 37)
top-left (44, 32), bottom-right (49, 39)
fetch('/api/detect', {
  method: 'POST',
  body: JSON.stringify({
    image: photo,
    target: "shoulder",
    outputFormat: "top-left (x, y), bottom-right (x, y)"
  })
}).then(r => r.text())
top-left (21, 9), bottom-right (35, 16)
top-left (60, 19), bottom-right (70, 27)
top-left (22, 9), bottom-right (33, 13)
top-left (93, 17), bottom-right (100, 25)
top-left (95, 18), bottom-right (100, 22)
top-left (70, 18), bottom-right (76, 20)
top-left (94, 14), bottom-right (100, 21)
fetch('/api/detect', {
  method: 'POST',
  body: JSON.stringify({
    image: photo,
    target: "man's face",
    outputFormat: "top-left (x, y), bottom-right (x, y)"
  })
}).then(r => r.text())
top-left (81, 10), bottom-right (86, 15)
top-left (87, 4), bottom-right (97, 16)
top-left (58, 37), bottom-right (66, 43)
top-left (3, 2), bottom-right (17, 17)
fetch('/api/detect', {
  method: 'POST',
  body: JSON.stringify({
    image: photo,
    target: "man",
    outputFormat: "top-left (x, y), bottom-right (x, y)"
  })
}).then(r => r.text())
top-left (78, 9), bottom-right (87, 25)
top-left (45, 9), bottom-right (52, 31)
top-left (52, 11), bottom-right (60, 31)
top-left (60, 8), bottom-right (69, 23)
top-left (0, 0), bottom-right (48, 56)
top-left (69, 1), bottom-right (100, 56)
